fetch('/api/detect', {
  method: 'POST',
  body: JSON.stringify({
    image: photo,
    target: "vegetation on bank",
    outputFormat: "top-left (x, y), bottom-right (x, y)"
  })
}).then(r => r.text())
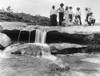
top-left (0, 6), bottom-right (50, 26)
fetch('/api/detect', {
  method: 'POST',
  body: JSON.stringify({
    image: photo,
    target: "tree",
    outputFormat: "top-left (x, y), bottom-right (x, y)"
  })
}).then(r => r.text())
top-left (6, 6), bottom-right (13, 13)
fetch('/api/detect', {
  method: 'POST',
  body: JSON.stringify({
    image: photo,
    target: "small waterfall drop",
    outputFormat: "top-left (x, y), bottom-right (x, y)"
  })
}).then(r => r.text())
top-left (34, 27), bottom-right (58, 61)
top-left (35, 27), bottom-right (47, 44)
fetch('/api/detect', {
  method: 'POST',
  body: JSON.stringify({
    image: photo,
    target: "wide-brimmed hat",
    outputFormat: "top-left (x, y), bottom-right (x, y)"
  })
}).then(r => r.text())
top-left (69, 6), bottom-right (72, 9)
top-left (77, 7), bottom-right (80, 10)
top-left (85, 8), bottom-right (88, 11)
top-left (60, 3), bottom-right (64, 6)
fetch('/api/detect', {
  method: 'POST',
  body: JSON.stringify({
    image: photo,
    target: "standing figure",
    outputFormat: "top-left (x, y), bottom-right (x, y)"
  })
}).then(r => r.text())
top-left (75, 7), bottom-right (82, 25)
top-left (68, 6), bottom-right (73, 24)
top-left (50, 5), bottom-right (57, 26)
top-left (58, 3), bottom-right (64, 26)
top-left (85, 8), bottom-right (89, 23)
top-left (64, 6), bottom-right (69, 26)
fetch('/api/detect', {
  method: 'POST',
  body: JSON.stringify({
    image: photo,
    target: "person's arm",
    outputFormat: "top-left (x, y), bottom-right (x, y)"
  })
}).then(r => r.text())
top-left (50, 9), bottom-right (52, 16)
top-left (57, 8), bottom-right (60, 12)
top-left (55, 9), bottom-right (58, 15)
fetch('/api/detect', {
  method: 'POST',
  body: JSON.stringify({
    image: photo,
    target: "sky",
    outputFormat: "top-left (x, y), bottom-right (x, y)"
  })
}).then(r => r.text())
top-left (0, 0), bottom-right (100, 23)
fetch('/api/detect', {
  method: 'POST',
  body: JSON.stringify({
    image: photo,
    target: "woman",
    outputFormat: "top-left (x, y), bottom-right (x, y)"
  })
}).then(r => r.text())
top-left (57, 3), bottom-right (64, 26)
top-left (64, 6), bottom-right (69, 26)
top-left (50, 5), bottom-right (57, 26)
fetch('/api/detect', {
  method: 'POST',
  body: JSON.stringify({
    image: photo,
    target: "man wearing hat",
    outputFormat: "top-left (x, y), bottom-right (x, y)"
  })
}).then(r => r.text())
top-left (75, 7), bottom-right (82, 25)
top-left (57, 3), bottom-right (64, 26)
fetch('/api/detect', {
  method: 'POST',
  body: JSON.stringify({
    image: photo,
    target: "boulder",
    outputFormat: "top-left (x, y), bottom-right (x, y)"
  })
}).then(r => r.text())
top-left (0, 33), bottom-right (11, 47)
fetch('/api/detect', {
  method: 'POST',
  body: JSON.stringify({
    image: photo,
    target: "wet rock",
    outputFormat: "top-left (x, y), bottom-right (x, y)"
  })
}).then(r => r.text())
top-left (1, 30), bottom-right (35, 43)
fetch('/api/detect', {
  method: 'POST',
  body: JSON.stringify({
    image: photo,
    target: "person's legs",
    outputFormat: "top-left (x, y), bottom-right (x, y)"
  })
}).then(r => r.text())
top-left (88, 21), bottom-right (91, 26)
top-left (69, 14), bottom-right (72, 22)
top-left (59, 12), bottom-right (64, 26)
top-left (74, 16), bottom-right (78, 25)
top-left (53, 15), bottom-right (57, 26)
top-left (85, 14), bottom-right (89, 22)
top-left (78, 16), bottom-right (82, 25)
top-left (91, 19), bottom-right (96, 25)
top-left (59, 13), bottom-right (62, 26)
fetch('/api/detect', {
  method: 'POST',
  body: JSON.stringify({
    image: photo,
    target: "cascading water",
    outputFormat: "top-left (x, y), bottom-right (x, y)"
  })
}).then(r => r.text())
top-left (34, 27), bottom-right (58, 61)
top-left (35, 27), bottom-right (47, 44)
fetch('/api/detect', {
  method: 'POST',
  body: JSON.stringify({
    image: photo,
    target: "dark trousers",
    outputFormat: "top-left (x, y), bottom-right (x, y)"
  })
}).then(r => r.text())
top-left (59, 12), bottom-right (64, 26)
top-left (75, 15), bottom-right (82, 25)
top-left (88, 19), bottom-right (95, 25)
top-left (50, 14), bottom-right (57, 26)
top-left (85, 14), bottom-right (89, 22)
top-left (69, 14), bottom-right (73, 22)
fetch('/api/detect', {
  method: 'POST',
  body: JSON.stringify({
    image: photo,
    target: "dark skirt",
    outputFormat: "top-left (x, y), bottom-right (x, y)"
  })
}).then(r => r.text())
top-left (50, 14), bottom-right (57, 26)
top-left (59, 12), bottom-right (64, 26)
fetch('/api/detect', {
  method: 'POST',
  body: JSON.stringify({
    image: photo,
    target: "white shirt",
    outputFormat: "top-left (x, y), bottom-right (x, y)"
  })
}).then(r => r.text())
top-left (85, 11), bottom-right (88, 15)
top-left (58, 7), bottom-right (64, 13)
top-left (76, 11), bottom-right (81, 16)
top-left (69, 9), bottom-right (73, 14)
top-left (50, 9), bottom-right (57, 16)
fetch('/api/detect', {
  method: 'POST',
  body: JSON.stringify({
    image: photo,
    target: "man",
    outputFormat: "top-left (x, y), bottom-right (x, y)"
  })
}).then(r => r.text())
top-left (85, 8), bottom-right (90, 23)
top-left (75, 7), bottom-right (82, 25)
top-left (58, 3), bottom-right (64, 26)
top-left (68, 6), bottom-right (73, 23)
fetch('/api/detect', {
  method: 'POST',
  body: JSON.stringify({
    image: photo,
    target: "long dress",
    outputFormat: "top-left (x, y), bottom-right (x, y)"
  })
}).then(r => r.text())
top-left (50, 9), bottom-right (57, 26)
top-left (64, 10), bottom-right (69, 26)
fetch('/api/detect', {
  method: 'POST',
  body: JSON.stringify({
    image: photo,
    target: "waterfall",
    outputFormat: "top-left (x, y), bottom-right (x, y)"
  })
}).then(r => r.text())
top-left (35, 28), bottom-right (47, 44)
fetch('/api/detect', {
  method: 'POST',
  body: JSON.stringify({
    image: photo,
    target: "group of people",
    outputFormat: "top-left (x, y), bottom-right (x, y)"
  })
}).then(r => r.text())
top-left (50, 3), bottom-right (96, 26)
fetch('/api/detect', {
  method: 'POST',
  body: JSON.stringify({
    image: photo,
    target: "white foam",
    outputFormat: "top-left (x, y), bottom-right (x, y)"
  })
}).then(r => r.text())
top-left (42, 54), bottom-right (57, 61)
top-left (0, 52), bottom-right (10, 59)
top-left (82, 58), bottom-right (100, 64)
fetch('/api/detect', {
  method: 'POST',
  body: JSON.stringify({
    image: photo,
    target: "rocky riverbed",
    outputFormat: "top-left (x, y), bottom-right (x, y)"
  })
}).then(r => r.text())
top-left (0, 52), bottom-right (100, 76)
top-left (0, 22), bottom-right (100, 76)
top-left (0, 43), bottom-right (100, 76)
